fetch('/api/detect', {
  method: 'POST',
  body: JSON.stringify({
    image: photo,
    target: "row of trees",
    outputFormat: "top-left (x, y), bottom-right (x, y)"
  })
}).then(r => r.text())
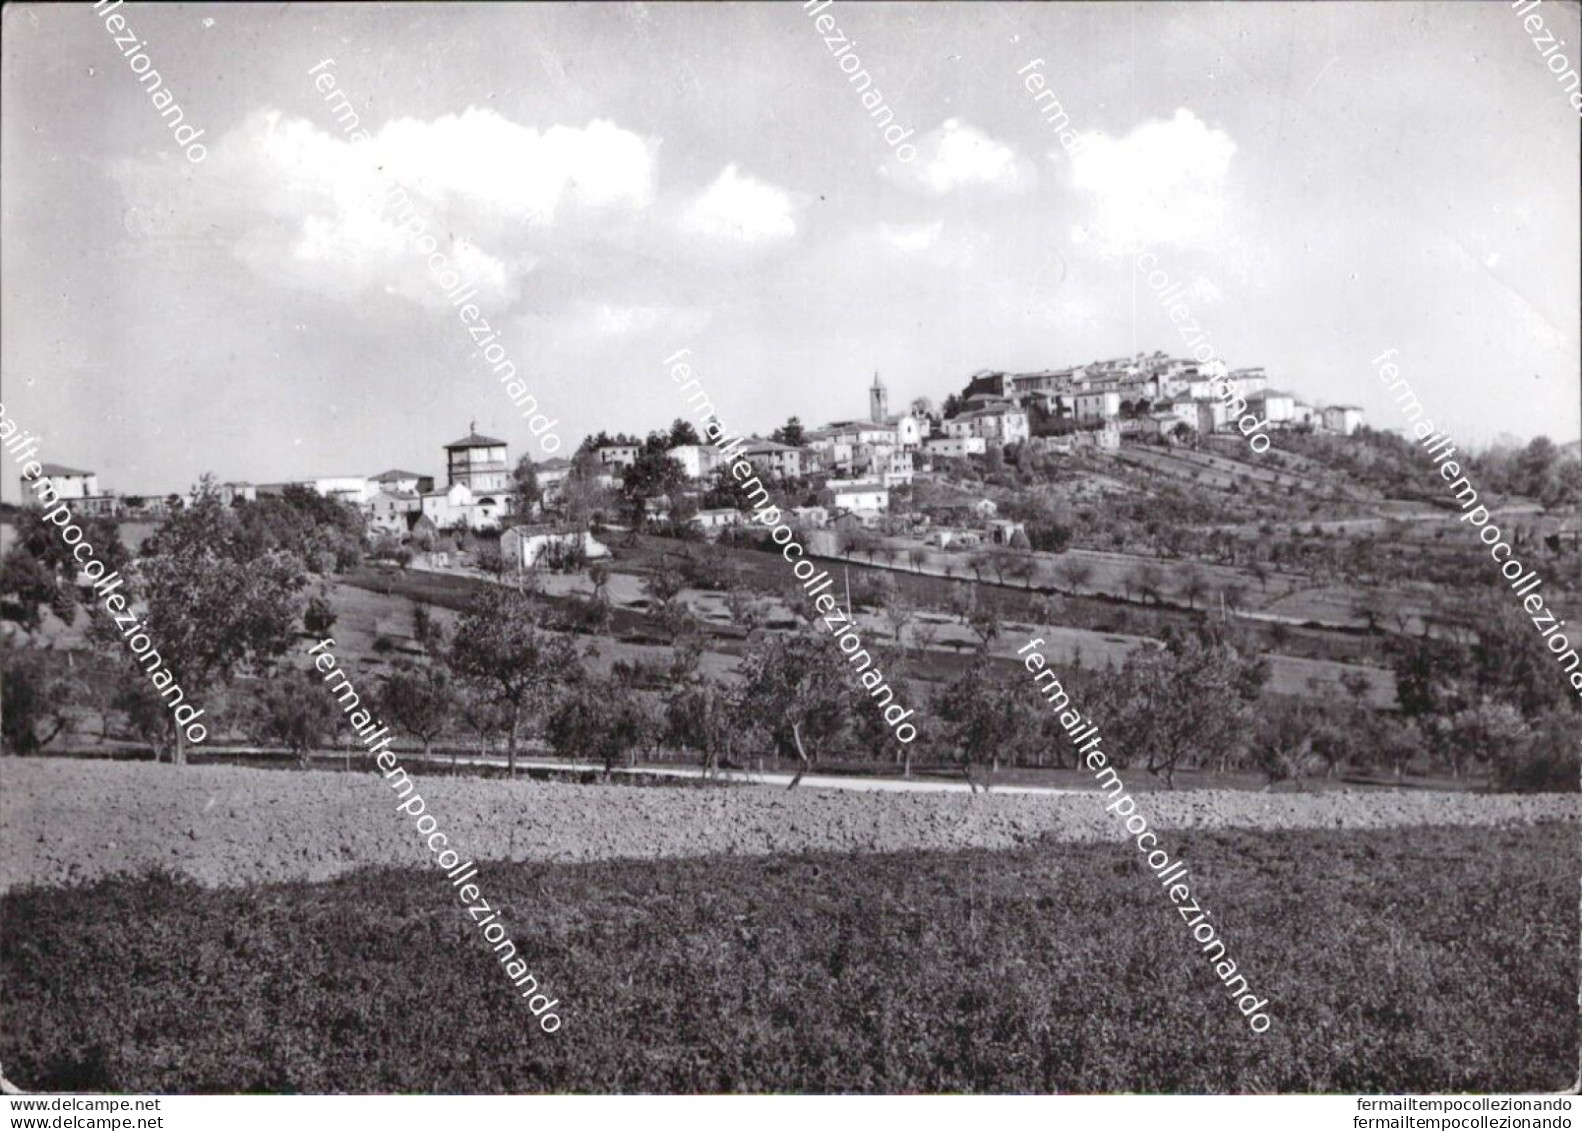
top-left (2, 477), bottom-right (345, 761)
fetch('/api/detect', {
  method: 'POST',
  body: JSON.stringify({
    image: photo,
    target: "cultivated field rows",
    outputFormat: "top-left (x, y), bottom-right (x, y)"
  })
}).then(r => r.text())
top-left (3, 758), bottom-right (1575, 892)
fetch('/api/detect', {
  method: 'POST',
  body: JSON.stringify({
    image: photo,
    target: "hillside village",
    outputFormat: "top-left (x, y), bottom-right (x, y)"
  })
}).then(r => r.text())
top-left (9, 340), bottom-right (1578, 800)
top-left (7, 0), bottom-right (1582, 1103)
top-left (31, 351), bottom-right (1367, 554)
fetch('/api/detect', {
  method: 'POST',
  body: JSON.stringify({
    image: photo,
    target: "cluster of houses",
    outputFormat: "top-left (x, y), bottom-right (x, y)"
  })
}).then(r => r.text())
top-left (31, 352), bottom-right (1364, 559)
top-left (962, 351), bottom-right (1364, 440)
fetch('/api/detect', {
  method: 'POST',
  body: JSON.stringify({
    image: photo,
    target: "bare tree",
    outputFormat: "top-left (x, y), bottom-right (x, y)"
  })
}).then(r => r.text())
top-left (884, 592), bottom-right (916, 654)
top-left (1055, 557), bottom-right (1094, 596)
top-left (1179, 565), bottom-right (1209, 611)
top-left (1132, 562), bottom-right (1166, 606)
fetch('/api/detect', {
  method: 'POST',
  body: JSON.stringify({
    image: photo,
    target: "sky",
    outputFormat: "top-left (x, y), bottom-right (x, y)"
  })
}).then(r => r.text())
top-left (2, 0), bottom-right (1578, 498)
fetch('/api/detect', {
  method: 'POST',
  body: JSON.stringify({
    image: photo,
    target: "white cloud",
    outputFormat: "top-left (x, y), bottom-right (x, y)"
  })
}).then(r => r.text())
top-left (892, 119), bottom-right (1030, 196)
top-left (682, 164), bottom-right (797, 244)
top-left (375, 109), bottom-right (654, 224)
top-left (1067, 109), bottom-right (1237, 254)
top-left (144, 108), bottom-right (655, 311)
top-left (875, 220), bottom-right (944, 252)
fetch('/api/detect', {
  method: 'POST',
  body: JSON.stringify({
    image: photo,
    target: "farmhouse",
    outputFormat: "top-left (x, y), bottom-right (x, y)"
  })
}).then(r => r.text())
top-left (37, 463), bottom-right (117, 516)
top-left (500, 523), bottom-right (609, 569)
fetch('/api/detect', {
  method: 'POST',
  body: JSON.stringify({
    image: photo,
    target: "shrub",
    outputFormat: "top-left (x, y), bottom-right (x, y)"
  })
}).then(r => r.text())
top-left (1491, 710), bottom-right (1580, 792)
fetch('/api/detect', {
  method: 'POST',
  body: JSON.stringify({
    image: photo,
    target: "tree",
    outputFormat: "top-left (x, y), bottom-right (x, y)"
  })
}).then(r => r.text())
top-left (112, 664), bottom-right (175, 757)
top-left (445, 587), bottom-right (583, 775)
top-left (547, 676), bottom-right (650, 779)
top-left (511, 455), bottom-right (543, 518)
top-left (0, 547), bottom-right (64, 631)
top-left (1339, 670), bottom-right (1372, 704)
top-left (770, 416), bottom-right (807, 448)
top-left (140, 479), bottom-right (309, 762)
top-left (841, 527), bottom-right (877, 563)
top-left (1179, 565), bottom-right (1209, 611)
top-left (1354, 588), bottom-right (1392, 634)
top-left (665, 675), bottom-right (741, 775)
top-left (379, 663), bottom-right (454, 760)
top-left (412, 603), bottom-right (445, 655)
top-left (933, 666), bottom-right (1035, 790)
top-left (909, 396), bottom-right (934, 417)
top-left (1490, 708), bottom-right (1580, 791)
top-left (475, 546), bottom-right (506, 578)
top-left (643, 557), bottom-right (686, 606)
top-left (883, 591), bottom-right (916, 653)
top-left (2, 508), bottom-right (132, 629)
top-left (907, 545), bottom-right (929, 573)
top-left (1131, 562), bottom-right (1166, 606)
top-left (1095, 625), bottom-right (1269, 788)
top-left (559, 453), bottom-right (615, 526)
top-left (619, 447), bottom-right (687, 530)
top-left (967, 602), bottom-right (1002, 653)
top-left (1442, 699), bottom-right (1529, 780)
top-left (0, 649), bottom-right (78, 753)
top-left (1253, 699), bottom-right (1332, 784)
top-left (668, 417), bottom-right (702, 448)
top-left (251, 669), bottom-right (341, 766)
top-left (734, 631), bottom-right (855, 763)
top-left (587, 561), bottom-right (612, 600)
top-left (1467, 597), bottom-right (1579, 719)
top-left (303, 594), bottom-right (337, 637)
top-left (1054, 558), bottom-right (1094, 595)
top-left (724, 584), bottom-right (770, 634)
top-left (947, 581), bottom-right (975, 625)
top-left (1513, 436), bottom-right (1559, 502)
top-left (1003, 550), bottom-right (1035, 589)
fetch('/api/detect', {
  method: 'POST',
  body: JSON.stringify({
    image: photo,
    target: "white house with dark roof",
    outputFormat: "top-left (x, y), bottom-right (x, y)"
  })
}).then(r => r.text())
top-left (369, 490), bottom-right (421, 535)
top-left (827, 478), bottom-right (890, 514)
top-left (1322, 405), bottom-right (1365, 436)
top-left (37, 463), bottom-right (117, 516)
top-left (501, 523), bottom-right (609, 569)
top-left (943, 405), bottom-right (1031, 444)
top-left (368, 469), bottom-right (435, 496)
top-left (596, 444), bottom-right (640, 471)
top-left (1249, 390), bottom-right (1296, 426)
top-left (310, 475), bottom-right (376, 506)
top-left (743, 438), bottom-right (806, 480)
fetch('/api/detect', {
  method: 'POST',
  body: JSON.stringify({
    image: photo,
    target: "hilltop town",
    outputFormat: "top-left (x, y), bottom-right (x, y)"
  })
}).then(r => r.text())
top-left (4, 0), bottom-right (1580, 1101)
top-left (28, 351), bottom-right (1367, 543)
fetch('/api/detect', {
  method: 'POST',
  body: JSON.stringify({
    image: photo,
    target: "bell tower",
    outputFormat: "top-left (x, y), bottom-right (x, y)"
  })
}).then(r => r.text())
top-left (869, 371), bottom-right (888, 424)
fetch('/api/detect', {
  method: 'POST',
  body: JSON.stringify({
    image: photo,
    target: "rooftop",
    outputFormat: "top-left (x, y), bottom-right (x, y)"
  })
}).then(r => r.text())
top-left (371, 469), bottom-right (428, 481)
top-left (444, 429), bottom-right (507, 449)
top-left (39, 463), bottom-right (92, 477)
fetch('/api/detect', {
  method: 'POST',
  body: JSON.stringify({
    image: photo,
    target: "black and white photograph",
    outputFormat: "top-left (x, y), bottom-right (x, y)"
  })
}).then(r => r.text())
top-left (0, 0), bottom-right (1578, 1113)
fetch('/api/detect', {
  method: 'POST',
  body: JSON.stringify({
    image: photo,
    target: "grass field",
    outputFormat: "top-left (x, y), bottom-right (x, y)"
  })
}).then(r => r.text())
top-left (1, 822), bottom-right (1571, 1093)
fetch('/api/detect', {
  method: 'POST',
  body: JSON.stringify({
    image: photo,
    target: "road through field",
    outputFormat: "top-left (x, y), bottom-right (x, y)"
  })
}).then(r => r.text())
top-left (425, 752), bottom-right (1086, 794)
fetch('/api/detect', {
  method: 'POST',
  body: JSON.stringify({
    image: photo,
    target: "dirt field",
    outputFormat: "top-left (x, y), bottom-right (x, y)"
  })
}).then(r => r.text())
top-left (3, 757), bottom-right (1574, 892)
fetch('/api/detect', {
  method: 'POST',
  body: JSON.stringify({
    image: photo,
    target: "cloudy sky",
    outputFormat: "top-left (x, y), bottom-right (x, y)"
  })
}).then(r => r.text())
top-left (2, 0), bottom-right (1578, 496)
